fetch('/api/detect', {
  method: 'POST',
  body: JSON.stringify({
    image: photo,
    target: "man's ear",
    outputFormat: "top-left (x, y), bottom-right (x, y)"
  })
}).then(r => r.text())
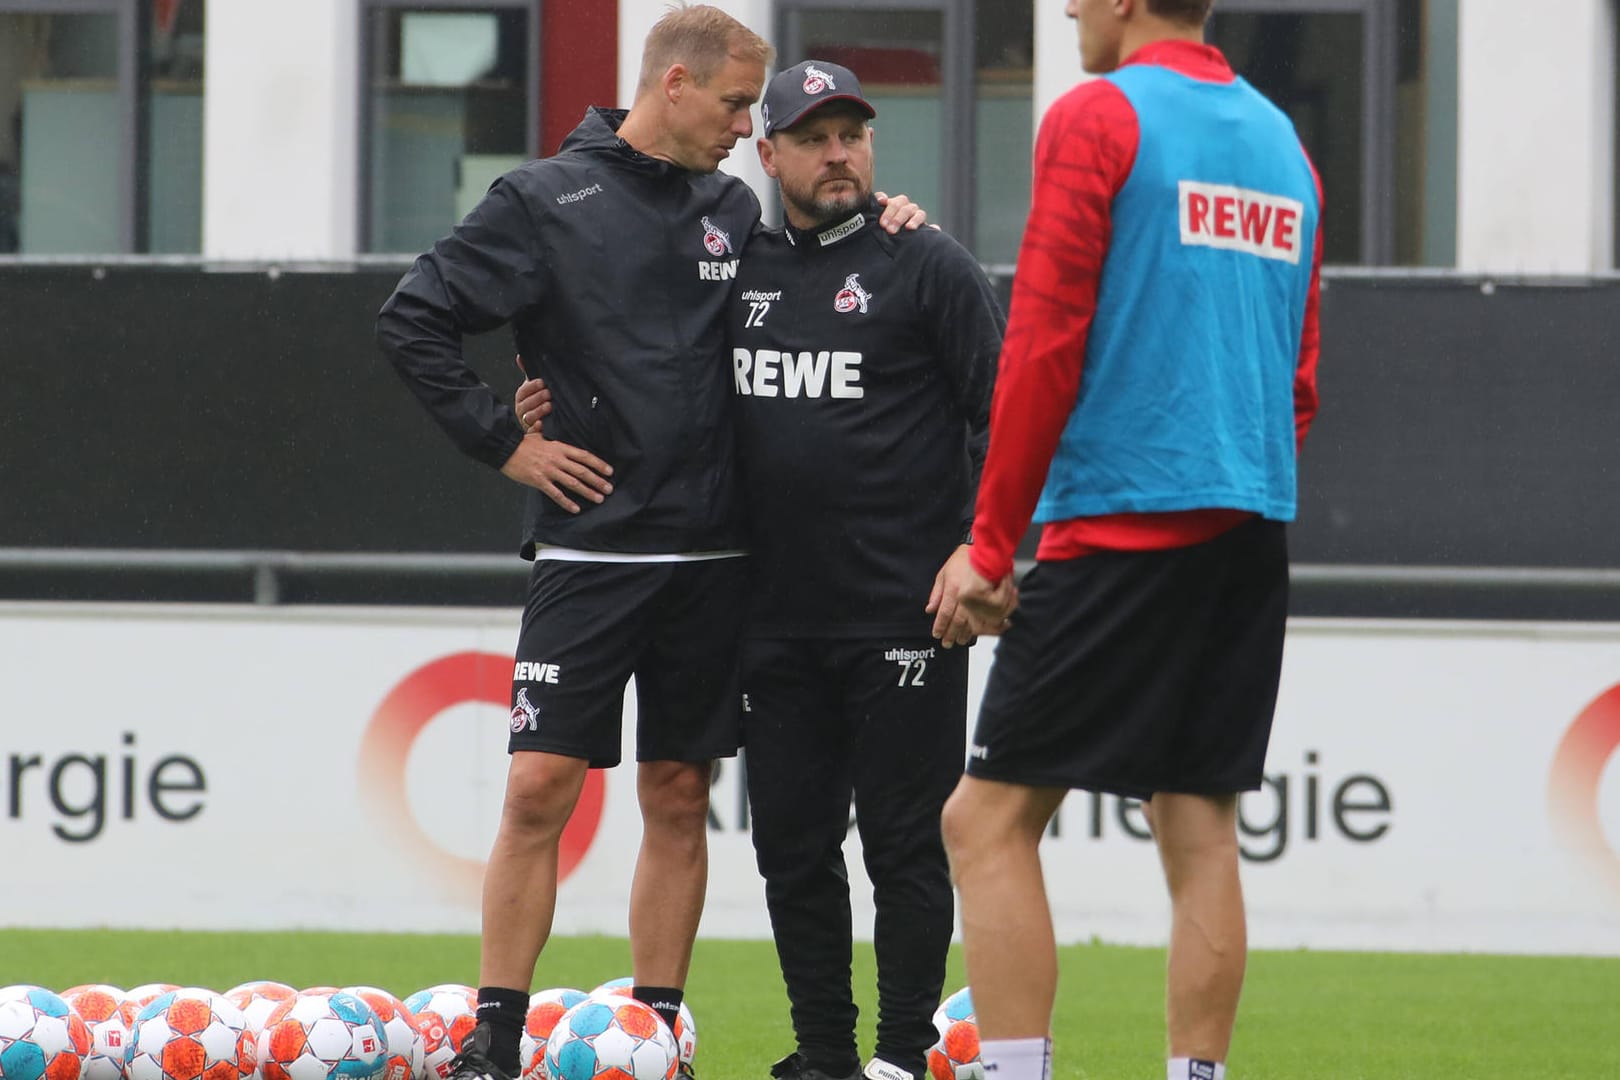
top-left (661, 63), bottom-right (688, 103)
top-left (757, 136), bottom-right (778, 177)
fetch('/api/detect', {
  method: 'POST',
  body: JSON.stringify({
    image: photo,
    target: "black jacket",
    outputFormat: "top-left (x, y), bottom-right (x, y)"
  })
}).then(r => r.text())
top-left (377, 107), bottom-right (760, 555)
top-left (729, 203), bottom-right (1005, 637)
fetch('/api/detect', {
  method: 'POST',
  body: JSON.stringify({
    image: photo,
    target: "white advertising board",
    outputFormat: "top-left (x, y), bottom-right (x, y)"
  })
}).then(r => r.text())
top-left (2, 603), bottom-right (1619, 955)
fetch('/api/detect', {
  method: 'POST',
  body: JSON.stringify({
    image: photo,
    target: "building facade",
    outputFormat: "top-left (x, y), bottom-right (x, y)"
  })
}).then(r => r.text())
top-left (0, 0), bottom-right (1613, 273)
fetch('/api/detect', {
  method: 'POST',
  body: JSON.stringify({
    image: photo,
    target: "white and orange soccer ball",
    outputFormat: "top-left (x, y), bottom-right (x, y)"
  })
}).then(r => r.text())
top-left (123, 988), bottom-right (256, 1080)
top-left (118, 987), bottom-right (182, 1030)
top-left (405, 1010), bottom-right (452, 1080)
top-left (60, 986), bottom-right (128, 1080)
top-left (257, 992), bottom-right (387, 1080)
top-left (586, 981), bottom-right (696, 1069)
top-left (542, 998), bottom-right (677, 1080)
top-left (224, 984), bottom-right (299, 1039)
top-left (0, 987), bottom-right (91, 1080)
top-left (516, 989), bottom-right (587, 1080)
top-left (398, 987), bottom-right (476, 1061)
top-left (925, 988), bottom-right (983, 1080)
top-left (337, 989), bottom-right (421, 1080)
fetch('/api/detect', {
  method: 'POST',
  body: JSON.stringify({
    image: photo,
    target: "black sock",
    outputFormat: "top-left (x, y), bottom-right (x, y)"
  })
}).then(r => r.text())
top-left (475, 986), bottom-right (528, 1075)
top-left (631, 985), bottom-right (683, 1035)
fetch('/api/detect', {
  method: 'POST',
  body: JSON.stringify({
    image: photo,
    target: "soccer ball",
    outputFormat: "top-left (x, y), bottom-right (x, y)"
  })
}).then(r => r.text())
top-left (60, 986), bottom-right (128, 1080)
top-left (926, 989), bottom-right (982, 1080)
top-left (0, 987), bottom-right (91, 1080)
top-left (516, 989), bottom-right (587, 1080)
top-left (586, 982), bottom-right (695, 1068)
top-left (338, 990), bottom-right (421, 1080)
top-left (224, 984), bottom-right (299, 1037)
top-left (124, 988), bottom-right (256, 1080)
top-left (542, 998), bottom-right (677, 1080)
top-left (405, 1011), bottom-right (452, 1080)
top-left (119, 987), bottom-right (182, 1029)
top-left (258, 992), bottom-right (387, 1080)
top-left (399, 988), bottom-right (476, 1057)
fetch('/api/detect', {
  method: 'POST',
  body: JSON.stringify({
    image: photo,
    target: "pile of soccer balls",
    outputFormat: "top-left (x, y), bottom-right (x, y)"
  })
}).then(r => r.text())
top-left (0, 979), bottom-right (695, 1080)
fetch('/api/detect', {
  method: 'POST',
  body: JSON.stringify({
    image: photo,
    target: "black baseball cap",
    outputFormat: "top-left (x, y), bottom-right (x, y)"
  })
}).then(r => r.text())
top-left (761, 60), bottom-right (877, 137)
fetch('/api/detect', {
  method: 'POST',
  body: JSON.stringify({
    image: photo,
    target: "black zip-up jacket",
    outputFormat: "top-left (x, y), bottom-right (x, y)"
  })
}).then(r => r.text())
top-left (729, 202), bottom-right (1005, 637)
top-left (377, 107), bottom-right (760, 555)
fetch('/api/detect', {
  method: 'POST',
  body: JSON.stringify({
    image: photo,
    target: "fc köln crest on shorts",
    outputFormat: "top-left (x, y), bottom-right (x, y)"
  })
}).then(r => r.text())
top-left (834, 272), bottom-right (872, 314)
top-left (701, 216), bottom-right (733, 257)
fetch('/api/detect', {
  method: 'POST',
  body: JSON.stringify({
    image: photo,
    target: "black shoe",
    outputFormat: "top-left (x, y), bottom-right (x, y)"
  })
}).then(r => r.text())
top-left (677, 1061), bottom-right (697, 1080)
top-left (769, 1052), bottom-right (861, 1080)
top-left (446, 1023), bottom-right (513, 1080)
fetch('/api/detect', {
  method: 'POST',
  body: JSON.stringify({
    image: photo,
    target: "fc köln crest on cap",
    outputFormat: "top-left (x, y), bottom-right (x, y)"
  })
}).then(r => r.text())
top-left (701, 216), bottom-right (733, 257)
top-left (834, 272), bottom-right (871, 314)
top-left (802, 64), bottom-right (837, 94)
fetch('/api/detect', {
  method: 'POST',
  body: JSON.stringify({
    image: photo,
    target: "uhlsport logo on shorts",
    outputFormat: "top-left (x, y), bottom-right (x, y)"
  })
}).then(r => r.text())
top-left (359, 652), bottom-right (605, 906)
top-left (1548, 682), bottom-right (1620, 900)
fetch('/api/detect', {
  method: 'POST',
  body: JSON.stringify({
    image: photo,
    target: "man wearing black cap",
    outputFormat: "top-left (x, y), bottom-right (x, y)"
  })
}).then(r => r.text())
top-left (737, 59), bottom-right (1005, 1080)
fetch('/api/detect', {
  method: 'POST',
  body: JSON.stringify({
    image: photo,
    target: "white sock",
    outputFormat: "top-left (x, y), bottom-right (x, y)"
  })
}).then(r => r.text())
top-left (1167, 1058), bottom-right (1225, 1080)
top-left (979, 1037), bottom-right (1051, 1080)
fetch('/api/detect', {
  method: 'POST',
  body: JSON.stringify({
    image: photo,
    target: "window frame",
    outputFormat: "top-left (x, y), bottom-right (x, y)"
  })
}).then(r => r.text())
top-left (0, 0), bottom-right (143, 253)
top-left (1208, 0), bottom-right (1399, 265)
top-left (775, 0), bottom-right (978, 248)
top-left (355, 0), bottom-right (541, 254)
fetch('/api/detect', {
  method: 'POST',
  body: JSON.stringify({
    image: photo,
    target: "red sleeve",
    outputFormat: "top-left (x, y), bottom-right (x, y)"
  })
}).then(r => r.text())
top-left (1293, 154), bottom-right (1324, 450)
top-left (968, 81), bottom-right (1140, 583)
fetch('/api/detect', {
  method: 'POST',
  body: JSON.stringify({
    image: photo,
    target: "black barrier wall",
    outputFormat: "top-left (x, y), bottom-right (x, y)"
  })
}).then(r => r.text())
top-left (3, 266), bottom-right (1618, 608)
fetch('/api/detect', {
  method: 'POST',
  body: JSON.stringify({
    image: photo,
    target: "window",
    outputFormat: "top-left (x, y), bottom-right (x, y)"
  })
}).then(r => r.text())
top-left (777, 0), bottom-right (1034, 265)
top-left (0, 0), bottom-right (202, 254)
top-left (360, 0), bottom-right (539, 254)
top-left (1207, 0), bottom-right (1457, 266)
top-left (973, 3), bottom-right (1034, 267)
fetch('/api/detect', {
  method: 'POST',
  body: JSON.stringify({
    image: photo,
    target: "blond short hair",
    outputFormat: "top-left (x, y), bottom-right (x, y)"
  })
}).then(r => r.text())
top-left (637, 3), bottom-right (774, 93)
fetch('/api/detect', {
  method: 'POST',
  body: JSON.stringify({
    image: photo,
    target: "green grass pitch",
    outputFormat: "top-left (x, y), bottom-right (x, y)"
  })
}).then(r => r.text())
top-left (3, 930), bottom-right (1617, 1079)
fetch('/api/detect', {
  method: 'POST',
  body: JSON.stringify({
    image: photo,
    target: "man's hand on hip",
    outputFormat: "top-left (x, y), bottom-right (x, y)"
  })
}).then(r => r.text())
top-left (501, 433), bottom-right (614, 514)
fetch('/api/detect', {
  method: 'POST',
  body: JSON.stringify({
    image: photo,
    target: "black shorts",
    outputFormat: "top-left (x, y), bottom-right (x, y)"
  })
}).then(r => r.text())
top-left (967, 518), bottom-right (1288, 800)
top-left (508, 557), bottom-right (747, 766)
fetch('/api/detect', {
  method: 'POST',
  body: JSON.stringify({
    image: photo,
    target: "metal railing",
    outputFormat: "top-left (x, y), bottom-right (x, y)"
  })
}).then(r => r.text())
top-left (3, 547), bottom-right (1620, 608)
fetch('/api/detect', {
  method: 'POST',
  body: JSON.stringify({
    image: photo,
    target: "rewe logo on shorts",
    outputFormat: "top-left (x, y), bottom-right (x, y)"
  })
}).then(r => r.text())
top-left (514, 661), bottom-right (561, 683)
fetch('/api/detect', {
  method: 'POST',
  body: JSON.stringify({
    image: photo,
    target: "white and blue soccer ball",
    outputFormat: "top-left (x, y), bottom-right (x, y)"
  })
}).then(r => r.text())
top-left (257, 991), bottom-right (387, 1080)
top-left (585, 981), bottom-right (695, 1068)
top-left (338, 988), bottom-right (422, 1080)
top-left (0, 987), bottom-right (90, 1080)
top-left (542, 998), bottom-right (677, 1080)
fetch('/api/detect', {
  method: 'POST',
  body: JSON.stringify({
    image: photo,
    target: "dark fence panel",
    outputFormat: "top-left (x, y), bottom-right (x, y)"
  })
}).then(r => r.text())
top-left (1295, 275), bottom-right (1620, 569)
top-left (4, 266), bottom-right (1617, 610)
top-left (6, 264), bottom-right (526, 555)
